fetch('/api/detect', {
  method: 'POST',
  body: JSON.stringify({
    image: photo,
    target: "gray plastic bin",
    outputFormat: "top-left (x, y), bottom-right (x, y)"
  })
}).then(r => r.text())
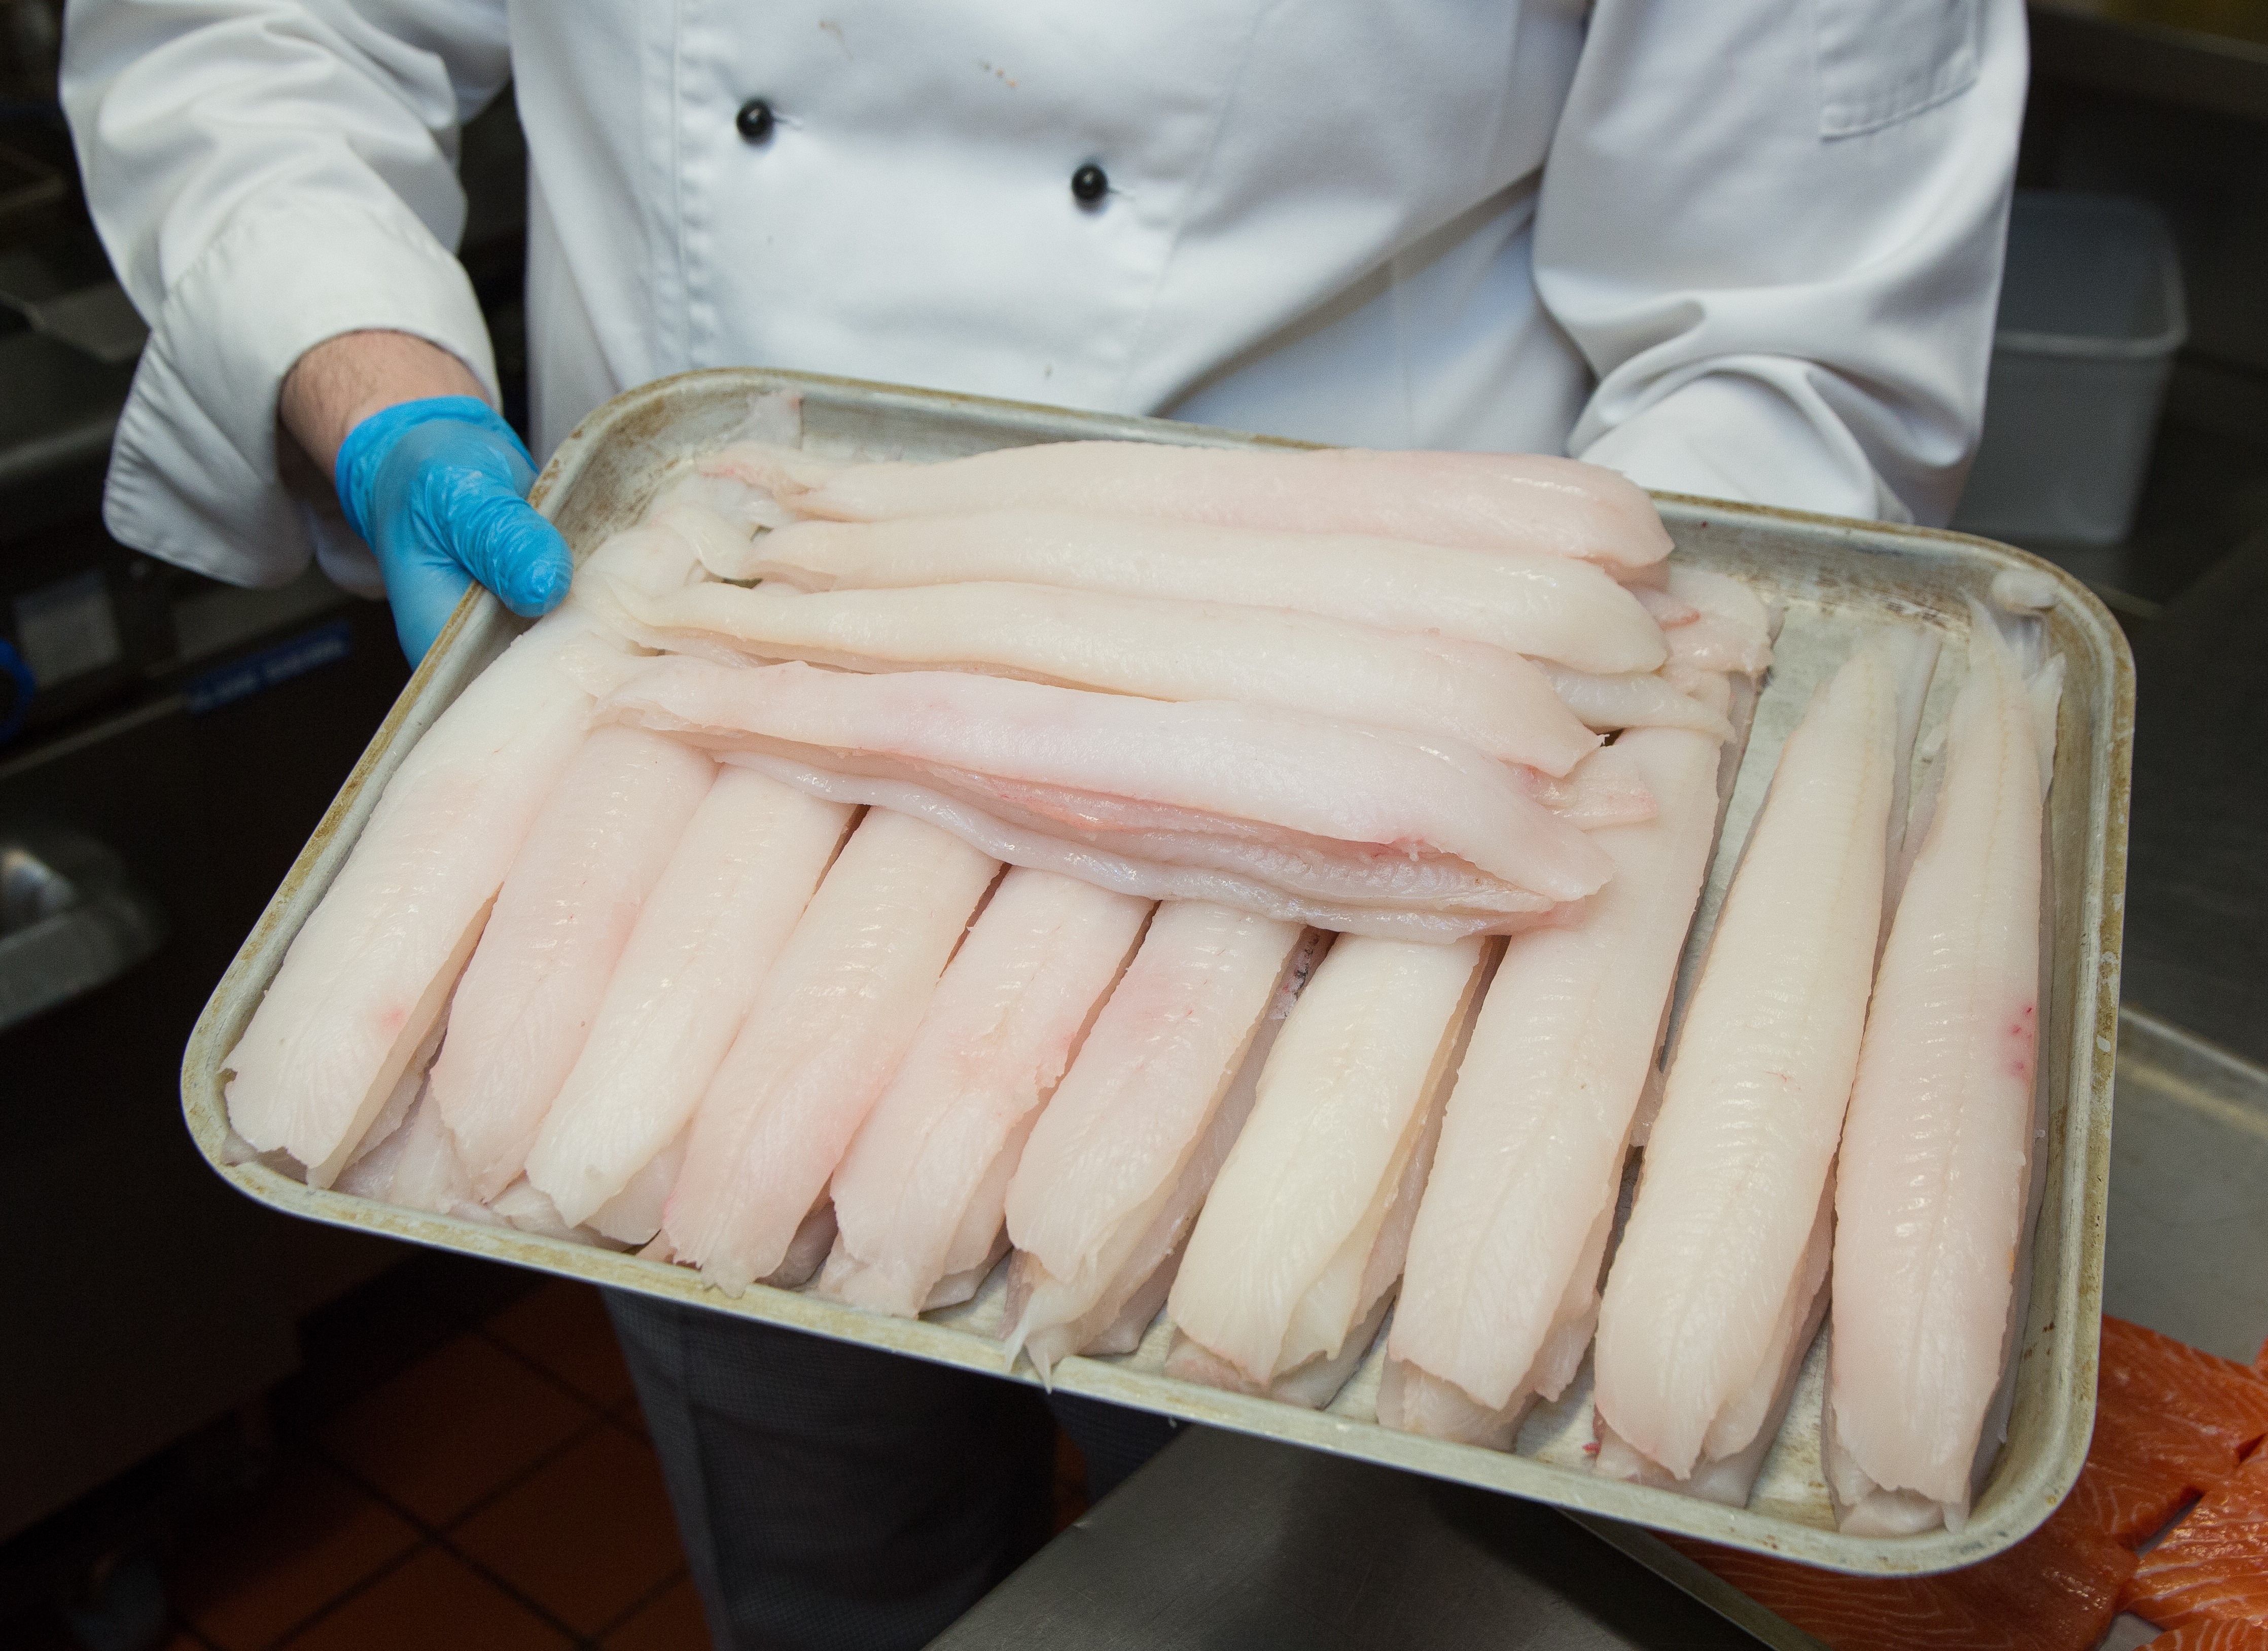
top-left (1953, 191), bottom-right (2187, 548)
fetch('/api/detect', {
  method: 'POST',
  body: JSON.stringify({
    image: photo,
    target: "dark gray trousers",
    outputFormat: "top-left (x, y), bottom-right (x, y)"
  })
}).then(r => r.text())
top-left (604, 1289), bottom-right (1178, 1650)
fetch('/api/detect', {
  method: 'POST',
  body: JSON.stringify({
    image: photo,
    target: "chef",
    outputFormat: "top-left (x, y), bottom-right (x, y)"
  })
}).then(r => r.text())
top-left (62, 1), bottom-right (2027, 1644)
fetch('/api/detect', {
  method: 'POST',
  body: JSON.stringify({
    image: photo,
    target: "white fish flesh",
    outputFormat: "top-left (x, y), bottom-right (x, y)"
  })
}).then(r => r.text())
top-left (704, 440), bottom-right (1673, 569)
top-left (1825, 614), bottom-right (2062, 1535)
top-left (1660, 567), bottom-right (1774, 676)
top-left (524, 766), bottom-right (857, 1230)
top-left (1537, 664), bottom-right (1734, 739)
top-left (1596, 1188), bottom-right (1832, 1506)
top-left (596, 659), bottom-right (1613, 934)
top-left (222, 508), bottom-right (708, 1186)
top-left (1383, 720), bottom-right (1732, 1448)
top-left (1166, 934), bottom-right (1485, 1402)
top-left (1001, 904), bottom-right (1309, 1376)
top-left (730, 511), bottom-right (1670, 673)
top-left (605, 578), bottom-right (1602, 777)
top-left (590, 1125), bottom-right (687, 1246)
top-left (660, 810), bottom-right (1001, 1295)
top-left (1591, 631), bottom-right (1936, 1486)
top-left (718, 756), bottom-right (1544, 945)
top-left (820, 869), bottom-right (1152, 1317)
top-left (430, 727), bottom-right (715, 1199)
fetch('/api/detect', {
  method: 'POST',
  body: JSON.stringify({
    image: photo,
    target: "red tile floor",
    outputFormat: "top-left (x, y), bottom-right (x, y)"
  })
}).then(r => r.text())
top-left (13, 1262), bottom-right (1089, 1651)
top-left (169, 1280), bottom-right (688, 1651)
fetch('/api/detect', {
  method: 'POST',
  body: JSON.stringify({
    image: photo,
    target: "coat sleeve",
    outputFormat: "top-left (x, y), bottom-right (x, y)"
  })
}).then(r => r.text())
top-left (61, 1), bottom-right (513, 593)
top-left (1533, 0), bottom-right (2027, 525)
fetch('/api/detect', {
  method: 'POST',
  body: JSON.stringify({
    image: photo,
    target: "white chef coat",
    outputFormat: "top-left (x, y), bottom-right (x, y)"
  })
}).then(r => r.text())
top-left (61, 0), bottom-right (2025, 599)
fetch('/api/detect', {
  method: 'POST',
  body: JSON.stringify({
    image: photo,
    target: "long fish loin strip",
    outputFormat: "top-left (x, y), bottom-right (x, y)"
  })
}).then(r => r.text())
top-left (820, 869), bottom-right (1152, 1318)
top-left (431, 726), bottom-right (716, 1200)
top-left (1591, 631), bottom-right (1936, 1485)
top-left (661, 810), bottom-right (1001, 1295)
top-left (1383, 716), bottom-right (1731, 1448)
top-left (608, 578), bottom-right (1601, 777)
top-left (523, 767), bottom-right (856, 1231)
top-left (716, 754), bottom-right (1556, 943)
top-left (1825, 612), bottom-right (2064, 1535)
top-left (1001, 903), bottom-right (1307, 1376)
top-left (595, 658), bottom-right (1612, 927)
top-left (221, 503), bottom-right (716, 1185)
top-left (707, 440), bottom-right (1672, 569)
top-left (1167, 934), bottom-right (1484, 1402)
top-left (730, 511), bottom-right (1670, 674)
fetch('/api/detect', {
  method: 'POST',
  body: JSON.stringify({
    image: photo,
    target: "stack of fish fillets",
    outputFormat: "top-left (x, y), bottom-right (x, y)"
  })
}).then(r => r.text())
top-left (222, 404), bottom-right (2056, 1531)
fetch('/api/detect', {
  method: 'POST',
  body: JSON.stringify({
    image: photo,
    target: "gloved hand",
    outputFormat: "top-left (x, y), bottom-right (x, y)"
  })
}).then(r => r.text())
top-left (334, 396), bottom-right (574, 662)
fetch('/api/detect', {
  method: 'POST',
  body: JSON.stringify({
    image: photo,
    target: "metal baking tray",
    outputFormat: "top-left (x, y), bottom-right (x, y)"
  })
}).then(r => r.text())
top-left (182, 367), bottom-right (2134, 1576)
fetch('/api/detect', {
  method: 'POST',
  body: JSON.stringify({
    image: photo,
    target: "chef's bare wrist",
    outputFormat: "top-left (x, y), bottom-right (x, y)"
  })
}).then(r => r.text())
top-left (280, 330), bottom-right (491, 482)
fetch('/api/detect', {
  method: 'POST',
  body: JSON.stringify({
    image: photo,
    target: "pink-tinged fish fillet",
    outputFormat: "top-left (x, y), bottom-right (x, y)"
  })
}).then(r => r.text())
top-left (729, 511), bottom-right (1670, 673)
top-left (430, 727), bottom-right (715, 1199)
top-left (1001, 905), bottom-right (1310, 1375)
top-left (1825, 614), bottom-right (2063, 1535)
top-left (1385, 722), bottom-right (1731, 1445)
top-left (1661, 567), bottom-right (1774, 676)
top-left (1592, 631), bottom-right (1936, 1484)
top-left (715, 755), bottom-right (1549, 944)
top-left (706, 440), bottom-right (1672, 569)
top-left (819, 869), bottom-right (1152, 1317)
top-left (523, 766), bottom-right (857, 1229)
top-left (221, 509), bottom-right (710, 1186)
top-left (608, 578), bottom-right (1601, 778)
top-left (1537, 664), bottom-right (1734, 740)
top-left (595, 659), bottom-right (1611, 930)
top-left (660, 811), bottom-right (1001, 1295)
top-left (1167, 934), bottom-right (1484, 1400)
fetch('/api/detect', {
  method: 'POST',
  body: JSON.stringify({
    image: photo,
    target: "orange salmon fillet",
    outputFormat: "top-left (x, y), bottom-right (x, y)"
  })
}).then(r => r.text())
top-left (2125, 1447), bottom-right (2268, 1635)
top-left (2140, 1623), bottom-right (2268, 1650)
top-left (2073, 1318), bottom-right (2268, 1546)
top-left (1664, 1495), bottom-right (2134, 1651)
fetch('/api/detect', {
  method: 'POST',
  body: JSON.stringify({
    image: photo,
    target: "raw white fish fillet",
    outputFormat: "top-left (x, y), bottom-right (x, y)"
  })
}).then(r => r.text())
top-left (1591, 631), bottom-right (1936, 1484)
top-left (1660, 567), bottom-right (1774, 676)
top-left (607, 578), bottom-right (1601, 777)
top-left (1538, 664), bottom-right (1734, 739)
top-left (1009, 1004), bottom-right (1274, 1370)
top-left (820, 869), bottom-right (1152, 1317)
top-left (340, 1003), bottom-right (451, 1179)
top-left (1596, 1188), bottom-right (1832, 1506)
top-left (1167, 934), bottom-right (1484, 1397)
top-left (590, 1126), bottom-right (687, 1246)
top-left (719, 755), bottom-right (1551, 944)
top-left (431, 727), bottom-right (715, 1199)
top-left (596, 658), bottom-right (1612, 929)
top-left (731, 511), bottom-right (1670, 673)
top-left (706, 440), bottom-right (1673, 569)
top-left (660, 810), bottom-right (1001, 1295)
top-left (335, 1085), bottom-right (479, 1222)
top-left (489, 1176), bottom-right (622, 1248)
top-left (1825, 614), bottom-right (2062, 1535)
top-left (1385, 722), bottom-right (1731, 1445)
top-left (524, 766), bottom-right (856, 1229)
top-left (222, 507), bottom-right (708, 1186)
top-left (1001, 905), bottom-right (1309, 1375)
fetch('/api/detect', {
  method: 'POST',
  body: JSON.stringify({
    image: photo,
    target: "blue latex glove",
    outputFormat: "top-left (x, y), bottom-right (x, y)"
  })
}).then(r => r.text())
top-left (334, 396), bottom-right (574, 661)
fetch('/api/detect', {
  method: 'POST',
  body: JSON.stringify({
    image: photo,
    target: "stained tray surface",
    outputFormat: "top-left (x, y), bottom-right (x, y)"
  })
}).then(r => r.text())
top-left (182, 369), bottom-right (2134, 1576)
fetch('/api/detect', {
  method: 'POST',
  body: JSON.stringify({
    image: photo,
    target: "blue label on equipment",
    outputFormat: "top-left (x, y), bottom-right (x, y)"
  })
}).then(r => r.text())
top-left (185, 619), bottom-right (353, 715)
